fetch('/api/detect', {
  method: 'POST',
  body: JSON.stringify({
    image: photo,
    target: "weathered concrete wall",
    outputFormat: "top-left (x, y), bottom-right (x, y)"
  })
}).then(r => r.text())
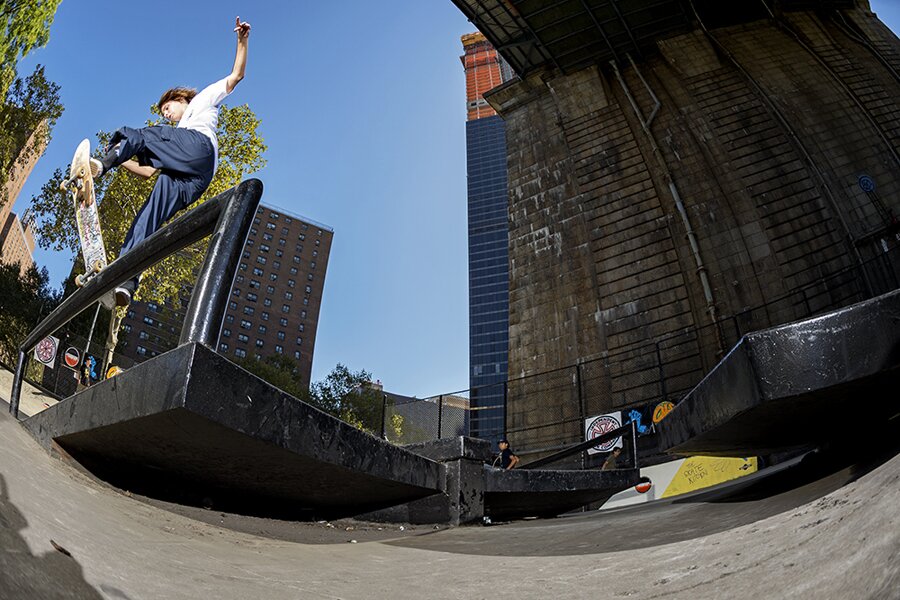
top-left (488, 8), bottom-right (900, 449)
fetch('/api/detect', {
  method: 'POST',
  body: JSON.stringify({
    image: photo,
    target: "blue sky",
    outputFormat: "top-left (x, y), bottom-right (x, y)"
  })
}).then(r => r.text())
top-left (12, 1), bottom-right (900, 397)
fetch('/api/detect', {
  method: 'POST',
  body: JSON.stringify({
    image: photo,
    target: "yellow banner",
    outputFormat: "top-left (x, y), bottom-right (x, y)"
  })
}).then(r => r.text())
top-left (662, 456), bottom-right (757, 498)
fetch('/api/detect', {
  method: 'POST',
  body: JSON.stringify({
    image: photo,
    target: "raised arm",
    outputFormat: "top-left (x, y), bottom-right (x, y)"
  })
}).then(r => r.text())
top-left (225, 17), bottom-right (251, 93)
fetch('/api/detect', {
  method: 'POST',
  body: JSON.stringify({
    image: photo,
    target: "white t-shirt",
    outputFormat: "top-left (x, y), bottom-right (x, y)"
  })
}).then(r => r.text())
top-left (177, 77), bottom-right (231, 170)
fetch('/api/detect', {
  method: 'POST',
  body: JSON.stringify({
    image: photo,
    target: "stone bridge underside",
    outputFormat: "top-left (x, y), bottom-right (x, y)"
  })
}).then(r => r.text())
top-left (454, 0), bottom-right (900, 454)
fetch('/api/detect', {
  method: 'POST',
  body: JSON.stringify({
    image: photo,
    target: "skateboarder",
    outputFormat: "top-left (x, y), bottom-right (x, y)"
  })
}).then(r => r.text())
top-left (90, 17), bottom-right (252, 306)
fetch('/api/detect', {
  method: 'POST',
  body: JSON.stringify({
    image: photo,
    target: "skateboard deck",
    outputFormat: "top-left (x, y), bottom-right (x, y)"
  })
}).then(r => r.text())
top-left (62, 139), bottom-right (114, 309)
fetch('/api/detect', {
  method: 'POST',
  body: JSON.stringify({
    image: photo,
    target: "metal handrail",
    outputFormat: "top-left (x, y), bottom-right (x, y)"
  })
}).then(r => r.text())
top-left (9, 179), bottom-right (263, 418)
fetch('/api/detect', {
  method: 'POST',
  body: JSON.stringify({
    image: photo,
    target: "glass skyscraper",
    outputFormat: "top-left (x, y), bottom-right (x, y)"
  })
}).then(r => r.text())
top-left (461, 33), bottom-right (510, 441)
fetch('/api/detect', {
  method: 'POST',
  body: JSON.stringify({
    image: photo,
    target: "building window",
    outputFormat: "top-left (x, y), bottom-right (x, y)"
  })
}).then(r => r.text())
top-left (148, 302), bottom-right (159, 312)
top-left (293, 255), bottom-right (301, 264)
top-left (285, 217), bottom-right (292, 224)
top-left (229, 301), bottom-right (237, 310)
top-left (256, 256), bottom-right (266, 265)
top-left (270, 273), bottom-right (278, 281)
top-left (296, 337), bottom-right (303, 345)
top-left (287, 279), bottom-right (295, 288)
top-left (275, 345), bottom-right (283, 354)
top-left (258, 325), bottom-right (267, 334)
top-left (307, 273), bottom-right (314, 281)
top-left (255, 339), bottom-right (264, 348)
top-left (263, 232), bottom-right (272, 241)
top-left (143, 316), bottom-right (154, 326)
top-left (302, 224), bottom-right (308, 230)
top-left (266, 222), bottom-right (276, 230)
top-left (123, 324), bottom-right (132, 333)
top-left (303, 298), bottom-right (309, 306)
top-left (242, 250), bottom-right (250, 259)
top-left (220, 343), bottom-right (229, 352)
top-left (240, 320), bottom-right (251, 329)
top-left (137, 346), bottom-right (147, 356)
top-left (277, 331), bottom-right (286, 341)
top-left (285, 291), bottom-right (293, 300)
top-left (315, 239), bottom-right (320, 246)
top-left (232, 288), bottom-right (241, 297)
top-left (249, 279), bottom-right (260, 289)
top-left (273, 261), bottom-right (281, 270)
top-left (275, 249), bottom-right (283, 257)
top-left (263, 298), bottom-right (272, 307)
top-left (235, 348), bottom-right (247, 358)
top-left (225, 314), bottom-right (234, 323)
top-left (260, 244), bottom-right (270, 252)
top-left (294, 351), bottom-right (301, 360)
top-left (279, 317), bottom-right (288, 326)
top-left (253, 267), bottom-right (263, 276)
top-left (222, 329), bottom-right (231, 337)
top-left (317, 229), bottom-right (322, 236)
top-left (266, 285), bottom-right (275, 294)
top-left (236, 275), bottom-right (244, 283)
top-left (312, 250), bottom-right (318, 257)
top-left (282, 304), bottom-right (290, 313)
top-left (246, 239), bottom-right (254, 247)
top-left (139, 331), bottom-right (150, 340)
top-left (246, 293), bottom-right (258, 302)
top-left (127, 310), bottom-right (135, 319)
top-left (239, 263), bottom-right (247, 271)
top-left (243, 306), bottom-right (255, 315)
top-left (310, 261), bottom-right (316, 269)
top-left (295, 244), bottom-right (303, 253)
top-left (301, 310), bottom-right (307, 319)
top-left (289, 267), bottom-right (298, 275)
top-left (305, 285), bottom-right (312, 293)
top-left (298, 324), bottom-right (304, 332)
top-left (298, 233), bottom-right (306, 241)
top-left (281, 227), bottom-right (289, 235)
top-left (278, 238), bottom-right (286, 246)
top-left (250, 227), bottom-right (257, 235)
top-left (238, 334), bottom-right (249, 343)
top-left (269, 212), bottom-right (279, 219)
top-left (261, 312), bottom-right (269, 321)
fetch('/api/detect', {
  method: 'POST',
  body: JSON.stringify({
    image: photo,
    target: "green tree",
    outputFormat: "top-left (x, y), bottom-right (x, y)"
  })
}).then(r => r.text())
top-left (30, 103), bottom-right (266, 304)
top-left (236, 358), bottom-right (400, 437)
top-left (0, 65), bottom-right (62, 206)
top-left (0, 0), bottom-right (61, 96)
top-left (0, 261), bottom-right (62, 364)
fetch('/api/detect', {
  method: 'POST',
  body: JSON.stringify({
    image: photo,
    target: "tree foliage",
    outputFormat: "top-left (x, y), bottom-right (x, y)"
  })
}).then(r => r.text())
top-left (30, 103), bottom-right (266, 304)
top-left (237, 358), bottom-right (400, 436)
top-left (0, 0), bottom-right (61, 96)
top-left (0, 260), bottom-right (61, 365)
top-left (0, 65), bottom-right (62, 206)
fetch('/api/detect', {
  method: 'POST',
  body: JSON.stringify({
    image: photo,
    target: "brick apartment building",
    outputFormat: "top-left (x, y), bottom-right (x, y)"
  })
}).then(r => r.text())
top-left (119, 203), bottom-right (333, 386)
top-left (0, 122), bottom-right (47, 275)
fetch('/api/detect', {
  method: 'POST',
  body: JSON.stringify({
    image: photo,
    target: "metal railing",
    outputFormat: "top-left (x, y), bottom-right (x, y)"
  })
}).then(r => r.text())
top-left (384, 243), bottom-right (900, 464)
top-left (9, 179), bottom-right (263, 417)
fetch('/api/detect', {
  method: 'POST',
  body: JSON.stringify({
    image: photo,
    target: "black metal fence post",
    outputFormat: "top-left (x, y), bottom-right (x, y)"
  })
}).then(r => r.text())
top-left (379, 393), bottom-right (387, 440)
top-left (655, 342), bottom-right (668, 403)
top-left (503, 381), bottom-right (508, 435)
top-left (436, 395), bottom-right (443, 439)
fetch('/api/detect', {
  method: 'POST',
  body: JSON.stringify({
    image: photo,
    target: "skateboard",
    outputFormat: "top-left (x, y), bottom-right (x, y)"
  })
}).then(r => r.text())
top-left (61, 139), bottom-right (115, 309)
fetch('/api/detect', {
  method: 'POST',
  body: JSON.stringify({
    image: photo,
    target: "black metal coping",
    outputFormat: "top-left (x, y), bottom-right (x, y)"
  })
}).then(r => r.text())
top-left (658, 289), bottom-right (900, 457)
top-left (23, 343), bottom-right (444, 519)
top-left (484, 466), bottom-right (639, 519)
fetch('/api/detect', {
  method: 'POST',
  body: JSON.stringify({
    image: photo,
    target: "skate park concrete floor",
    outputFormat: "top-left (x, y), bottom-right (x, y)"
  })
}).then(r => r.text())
top-left (1, 371), bottom-right (898, 599)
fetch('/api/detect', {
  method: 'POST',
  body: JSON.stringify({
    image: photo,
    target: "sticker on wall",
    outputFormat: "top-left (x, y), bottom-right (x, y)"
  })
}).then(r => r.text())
top-left (34, 336), bottom-right (59, 367)
top-left (584, 411), bottom-right (623, 455)
top-left (662, 456), bottom-right (758, 498)
top-left (652, 401), bottom-right (676, 424)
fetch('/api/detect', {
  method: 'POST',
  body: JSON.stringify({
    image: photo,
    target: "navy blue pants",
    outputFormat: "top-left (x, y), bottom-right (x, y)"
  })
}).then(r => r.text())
top-left (106, 126), bottom-right (215, 289)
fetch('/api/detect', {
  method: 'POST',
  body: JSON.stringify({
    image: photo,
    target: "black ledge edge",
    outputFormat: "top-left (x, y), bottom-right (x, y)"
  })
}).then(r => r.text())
top-left (404, 436), bottom-right (494, 463)
top-left (484, 466), bottom-right (640, 520)
top-left (658, 289), bottom-right (900, 457)
top-left (22, 343), bottom-right (444, 518)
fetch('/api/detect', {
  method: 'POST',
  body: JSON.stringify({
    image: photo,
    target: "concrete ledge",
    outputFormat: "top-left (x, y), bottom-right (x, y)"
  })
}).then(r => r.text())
top-left (23, 343), bottom-right (444, 518)
top-left (659, 289), bottom-right (900, 457)
top-left (404, 436), bottom-right (493, 462)
top-left (484, 466), bottom-right (640, 519)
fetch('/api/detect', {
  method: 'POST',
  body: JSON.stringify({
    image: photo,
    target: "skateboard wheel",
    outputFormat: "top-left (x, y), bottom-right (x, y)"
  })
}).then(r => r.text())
top-left (75, 274), bottom-right (85, 287)
top-left (92, 260), bottom-right (104, 273)
top-left (78, 167), bottom-right (85, 177)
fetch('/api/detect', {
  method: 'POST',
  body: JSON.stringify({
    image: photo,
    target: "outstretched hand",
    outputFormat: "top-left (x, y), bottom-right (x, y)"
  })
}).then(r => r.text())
top-left (234, 16), bottom-right (251, 40)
